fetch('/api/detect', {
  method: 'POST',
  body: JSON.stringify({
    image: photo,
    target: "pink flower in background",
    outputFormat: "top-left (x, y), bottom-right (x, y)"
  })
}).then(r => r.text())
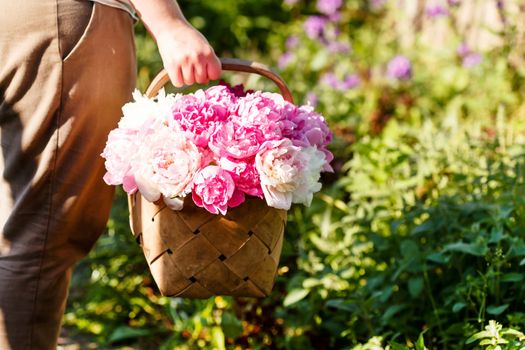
top-left (457, 42), bottom-right (483, 68)
top-left (321, 72), bottom-right (339, 89)
top-left (327, 41), bottom-right (351, 54)
top-left (306, 92), bottom-right (319, 107)
top-left (387, 55), bottom-right (412, 80)
top-left (317, 0), bottom-right (343, 16)
top-left (304, 16), bottom-right (328, 39)
top-left (220, 157), bottom-right (263, 198)
top-left (462, 53), bottom-right (482, 68)
top-left (426, 4), bottom-right (449, 18)
top-left (286, 35), bottom-right (299, 49)
top-left (369, 0), bottom-right (386, 10)
top-left (278, 52), bottom-right (294, 69)
top-left (340, 74), bottom-right (360, 90)
top-left (192, 166), bottom-right (245, 215)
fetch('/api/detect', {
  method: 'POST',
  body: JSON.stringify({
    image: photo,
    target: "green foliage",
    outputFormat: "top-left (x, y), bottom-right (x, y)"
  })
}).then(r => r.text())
top-left (65, 0), bottom-right (525, 349)
top-left (466, 321), bottom-right (525, 350)
top-left (282, 117), bottom-right (525, 348)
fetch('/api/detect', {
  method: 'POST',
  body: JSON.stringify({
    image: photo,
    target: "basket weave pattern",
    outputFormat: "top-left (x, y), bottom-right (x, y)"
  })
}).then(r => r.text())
top-left (129, 194), bottom-right (287, 298)
top-left (128, 58), bottom-right (292, 298)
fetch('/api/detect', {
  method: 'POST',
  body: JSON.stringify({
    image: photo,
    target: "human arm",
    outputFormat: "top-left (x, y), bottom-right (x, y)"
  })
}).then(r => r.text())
top-left (129, 0), bottom-right (221, 87)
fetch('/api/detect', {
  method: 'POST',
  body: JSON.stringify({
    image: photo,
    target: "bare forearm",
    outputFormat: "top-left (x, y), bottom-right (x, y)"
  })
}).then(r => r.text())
top-left (128, 0), bottom-right (221, 87)
top-left (129, 0), bottom-right (189, 39)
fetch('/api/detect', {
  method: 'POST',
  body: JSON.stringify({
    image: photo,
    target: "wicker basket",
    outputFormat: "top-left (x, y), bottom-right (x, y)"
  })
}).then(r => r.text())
top-left (128, 58), bottom-right (293, 298)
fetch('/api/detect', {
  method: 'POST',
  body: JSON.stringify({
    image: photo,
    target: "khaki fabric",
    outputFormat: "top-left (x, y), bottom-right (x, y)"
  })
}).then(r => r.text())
top-left (87, 0), bottom-right (136, 19)
top-left (0, 0), bottom-right (136, 349)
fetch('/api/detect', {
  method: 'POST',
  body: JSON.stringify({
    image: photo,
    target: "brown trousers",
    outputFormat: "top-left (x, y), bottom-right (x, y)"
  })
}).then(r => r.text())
top-left (0, 1), bottom-right (136, 348)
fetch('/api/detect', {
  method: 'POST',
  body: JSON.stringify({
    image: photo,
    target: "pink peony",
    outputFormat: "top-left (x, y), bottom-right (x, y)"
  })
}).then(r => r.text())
top-left (132, 124), bottom-right (203, 204)
top-left (119, 89), bottom-right (177, 131)
top-left (209, 121), bottom-right (268, 159)
top-left (101, 128), bottom-right (138, 193)
top-left (192, 165), bottom-right (245, 215)
top-left (234, 91), bottom-right (285, 129)
top-left (171, 90), bottom-right (226, 147)
top-left (255, 139), bottom-right (304, 209)
top-left (291, 146), bottom-right (325, 206)
top-left (281, 104), bottom-right (334, 172)
top-left (205, 85), bottom-right (238, 111)
top-left (219, 157), bottom-right (263, 198)
top-left (256, 140), bottom-right (325, 209)
top-left (103, 83), bottom-right (333, 214)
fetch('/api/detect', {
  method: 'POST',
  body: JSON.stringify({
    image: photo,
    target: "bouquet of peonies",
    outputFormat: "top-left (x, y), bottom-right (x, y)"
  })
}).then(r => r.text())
top-left (101, 84), bottom-right (333, 215)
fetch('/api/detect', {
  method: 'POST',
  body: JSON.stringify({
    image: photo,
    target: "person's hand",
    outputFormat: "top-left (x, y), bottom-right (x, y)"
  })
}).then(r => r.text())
top-left (156, 22), bottom-right (221, 87)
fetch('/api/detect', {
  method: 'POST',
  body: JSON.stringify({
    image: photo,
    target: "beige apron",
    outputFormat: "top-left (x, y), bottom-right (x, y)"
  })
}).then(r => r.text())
top-left (0, 1), bottom-right (136, 348)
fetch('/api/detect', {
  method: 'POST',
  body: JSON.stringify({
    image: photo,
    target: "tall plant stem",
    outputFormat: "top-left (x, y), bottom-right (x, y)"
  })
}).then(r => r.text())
top-left (423, 265), bottom-right (446, 346)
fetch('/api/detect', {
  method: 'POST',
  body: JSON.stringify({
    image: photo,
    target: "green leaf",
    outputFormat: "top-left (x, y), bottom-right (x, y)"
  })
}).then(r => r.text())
top-left (479, 339), bottom-right (493, 345)
top-left (443, 242), bottom-right (488, 256)
top-left (211, 327), bottom-right (226, 350)
top-left (503, 329), bottom-right (525, 338)
top-left (416, 331), bottom-right (429, 350)
top-left (426, 252), bottom-right (450, 264)
top-left (221, 312), bottom-right (243, 339)
top-left (326, 299), bottom-right (358, 312)
top-left (400, 240), bottom-right (420, 257)
top-left (408, 277), bottom-right (424, 298)
top-left (501, 273), bottom-right (524, 282)
top-left (466, 331), bottom-right (493, 344)
top-left (452, 302), bottom-right (467, 313)
top-left (303, 278), bottom-right (322, 289)
top-left (379, 286), bottom-right (394, 303)
top-left (489, 227), bottom-right (505, 243)
top-left (389, 341), bottom-right (410, 350)
top-left (486, 304), bottom-right (509, 315)
top-left (108, 326), bottom-right (154, 343)
top-left (284, 289), bottom-right (310, 306)
top-left (411, 221), bottom-right (435, 235)
top-left (520, 257), bottom-right (525, 266)
top-left (510, 245), bottom-right (525, 258)
top-left (310, 235), bottom-right (340, 254)
top-left (382, 304), bottom-right (406, 322)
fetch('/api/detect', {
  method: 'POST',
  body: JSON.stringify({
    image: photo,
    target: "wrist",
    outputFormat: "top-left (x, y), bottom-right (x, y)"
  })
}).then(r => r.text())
top-left (150, 17), bottom-right (191, 41)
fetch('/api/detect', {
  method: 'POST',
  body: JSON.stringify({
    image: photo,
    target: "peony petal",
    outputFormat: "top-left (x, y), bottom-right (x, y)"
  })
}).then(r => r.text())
top-left (192, 191), bottom-right (204, 207)
top-left (135, 172), bottom-right (161, 202)
top-left (103, 172), bottom-right (118, 186)
top-left (163, 196), bottom-right (184, 210)
top-left (261, 184), bottom-right (292, 210)
top-left (217, 204), bottom-right (228, 215)
top-left (228, 189), bottom-right (245, 208)
top-left (122, 174), bottom-right (138, 194)
top-left (204, 202), bottom-right (219, 215)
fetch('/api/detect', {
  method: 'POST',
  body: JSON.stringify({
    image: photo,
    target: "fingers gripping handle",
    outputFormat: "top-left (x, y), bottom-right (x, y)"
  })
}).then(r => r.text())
top-left (145, 58), bottom-right (294, 103)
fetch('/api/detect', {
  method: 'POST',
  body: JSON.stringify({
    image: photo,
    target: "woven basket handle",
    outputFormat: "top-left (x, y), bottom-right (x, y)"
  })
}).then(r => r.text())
top-left (144, 57), bottom-right (294, 103)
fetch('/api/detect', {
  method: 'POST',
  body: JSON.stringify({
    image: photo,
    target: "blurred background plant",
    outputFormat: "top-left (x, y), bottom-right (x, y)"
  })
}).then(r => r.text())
top-left (64, 0), bottom-right (525, 349)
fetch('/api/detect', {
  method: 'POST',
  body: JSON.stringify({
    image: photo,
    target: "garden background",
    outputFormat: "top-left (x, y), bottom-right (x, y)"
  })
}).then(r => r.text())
top-left (62, 0), bottom-right (525, 349)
